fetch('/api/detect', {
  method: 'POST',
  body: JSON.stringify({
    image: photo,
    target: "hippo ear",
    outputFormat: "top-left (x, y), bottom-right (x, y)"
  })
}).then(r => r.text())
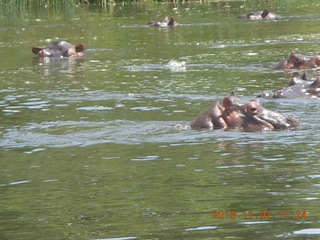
top-left (32, 47), bottom-right (42, 55)
top-left (261, 9), bottom-right (269, 18)
top-left (75, 43), bottom-right (85, 52)
top-left (289, 78), bottom-right (298, 86)
top-left (301, 72), bottom-right (307, 80)
top-left (222, 96), bottom-right (234, 110)
top-left (229, 91), bottom-right (236, 97)
top-left (168, 17), bottom-right (175, 25)
top-left (309, 78), bottom-right (320, 88)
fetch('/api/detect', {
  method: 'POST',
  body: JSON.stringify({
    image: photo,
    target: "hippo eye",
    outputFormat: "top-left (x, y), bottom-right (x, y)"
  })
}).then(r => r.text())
top-left (249, 107), bottom-right (257, 113)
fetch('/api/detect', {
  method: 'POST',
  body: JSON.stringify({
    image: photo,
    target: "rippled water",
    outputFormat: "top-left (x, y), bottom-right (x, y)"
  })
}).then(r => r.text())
top-left (1, 1), bottom-right (320, 239)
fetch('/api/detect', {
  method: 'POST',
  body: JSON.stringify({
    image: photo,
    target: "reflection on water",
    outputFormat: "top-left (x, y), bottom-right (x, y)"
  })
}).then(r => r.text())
top-left (32, 56), bottom-right (86, 75)
top-left (1, 1), bottom-right (320, 240)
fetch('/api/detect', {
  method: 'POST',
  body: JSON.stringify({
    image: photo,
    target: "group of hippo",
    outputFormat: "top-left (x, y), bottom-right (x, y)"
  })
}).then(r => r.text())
top-left (32, 9), bottom-right (319, 132)
top-left (146, 9), bottom-right (279, 27)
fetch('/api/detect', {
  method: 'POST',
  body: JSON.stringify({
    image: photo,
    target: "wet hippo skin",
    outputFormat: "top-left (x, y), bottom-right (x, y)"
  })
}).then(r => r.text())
top-left (148, 17), bottom-right (180, 27)
top-left (238, 9), bottom-right (280, 20)
top-left (191, 92), bottom-right (299, 131)
top-left (272, 53), bottom-right (320, 70)
top-left (258, 73), bottom-right (320, 99)
top-left (32, 41), bottom-right (85, 58)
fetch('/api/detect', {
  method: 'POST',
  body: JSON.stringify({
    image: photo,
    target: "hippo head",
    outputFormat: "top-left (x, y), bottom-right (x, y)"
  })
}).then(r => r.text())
top-left (32, 41), bottom-right (85, 58)
top-left (239, 9), bottom-right (279, 20)
top-left (247, 9), bottom-right (270, 19)
top-left (238, 99), bottom-right (299, 131)
top-left (286, 53), bottom-right (308, 69)
top-left (273, 53), bottom-right (320, 70)
top-left (148, 16), bottom-right (179, 27)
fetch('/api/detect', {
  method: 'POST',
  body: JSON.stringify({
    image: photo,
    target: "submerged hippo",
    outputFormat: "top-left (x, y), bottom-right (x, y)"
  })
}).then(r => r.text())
top-left (238, 9), bottom-right (280, 20)
top-left (258, 73), bottom-right (320, 99)
top-left (148, 16), bottom-right (180, 27)
top-left (191, 92), bottom-right (299, 131)
top-left (32, 41), bottom-right (85, 58)
top-left (272, 53), bottom-right (320, 70)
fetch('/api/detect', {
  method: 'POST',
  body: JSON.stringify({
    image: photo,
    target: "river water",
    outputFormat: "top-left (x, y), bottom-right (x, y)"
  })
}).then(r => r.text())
top-left (1, 1), bottom-right (320, 239)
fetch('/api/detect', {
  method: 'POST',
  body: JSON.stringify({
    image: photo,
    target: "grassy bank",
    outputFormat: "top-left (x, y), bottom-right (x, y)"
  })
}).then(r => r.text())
top-left (0, 0), bottom-right (179, 9)
top-left (0, 0), bottom-right (207, 9)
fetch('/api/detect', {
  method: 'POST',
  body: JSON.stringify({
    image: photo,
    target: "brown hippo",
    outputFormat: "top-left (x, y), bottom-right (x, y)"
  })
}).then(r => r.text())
top-left (257, 73), bottom-right (320, 99)
top-left (272, 53), bottom-right (320, 70)
top-left (32, 41), bottom-right (85, 58)
top-left (238, 9), bottom-right (280, 20)
top-left (148, 16), bottom-right (180, 27)
top-left (191, 92), bottom-right (299, 131)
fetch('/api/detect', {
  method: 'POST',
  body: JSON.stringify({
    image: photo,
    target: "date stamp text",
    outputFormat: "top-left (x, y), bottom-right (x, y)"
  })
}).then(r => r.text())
top-left (212, 210), bottom-right (308, 220)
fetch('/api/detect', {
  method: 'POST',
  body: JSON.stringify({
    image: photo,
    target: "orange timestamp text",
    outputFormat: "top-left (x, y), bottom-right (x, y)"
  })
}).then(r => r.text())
top-left (212, 210), bottom-right (308, 220)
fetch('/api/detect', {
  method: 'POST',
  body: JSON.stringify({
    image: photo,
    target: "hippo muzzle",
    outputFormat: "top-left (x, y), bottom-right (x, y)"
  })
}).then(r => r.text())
top-left (240, 101), bottom-right (299, 130)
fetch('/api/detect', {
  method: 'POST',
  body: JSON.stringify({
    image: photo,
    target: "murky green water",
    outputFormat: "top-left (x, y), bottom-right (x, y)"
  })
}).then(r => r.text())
top-left (1, 1), bottom-right (320, 239)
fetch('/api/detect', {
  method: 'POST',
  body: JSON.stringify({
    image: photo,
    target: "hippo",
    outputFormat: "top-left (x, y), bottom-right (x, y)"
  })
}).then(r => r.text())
top-left (191, 92), bottom-right (299, 131)
top-left (272, 53), bottom-right (320, 70)
top-left (238, 9), bottom-right (280, 20)
top-left (32, 41), bottom-right (85, 58)
top-left (148, 16), bottom-right (180, 27)
top-left (257, 73), bottom-right (320, 99)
